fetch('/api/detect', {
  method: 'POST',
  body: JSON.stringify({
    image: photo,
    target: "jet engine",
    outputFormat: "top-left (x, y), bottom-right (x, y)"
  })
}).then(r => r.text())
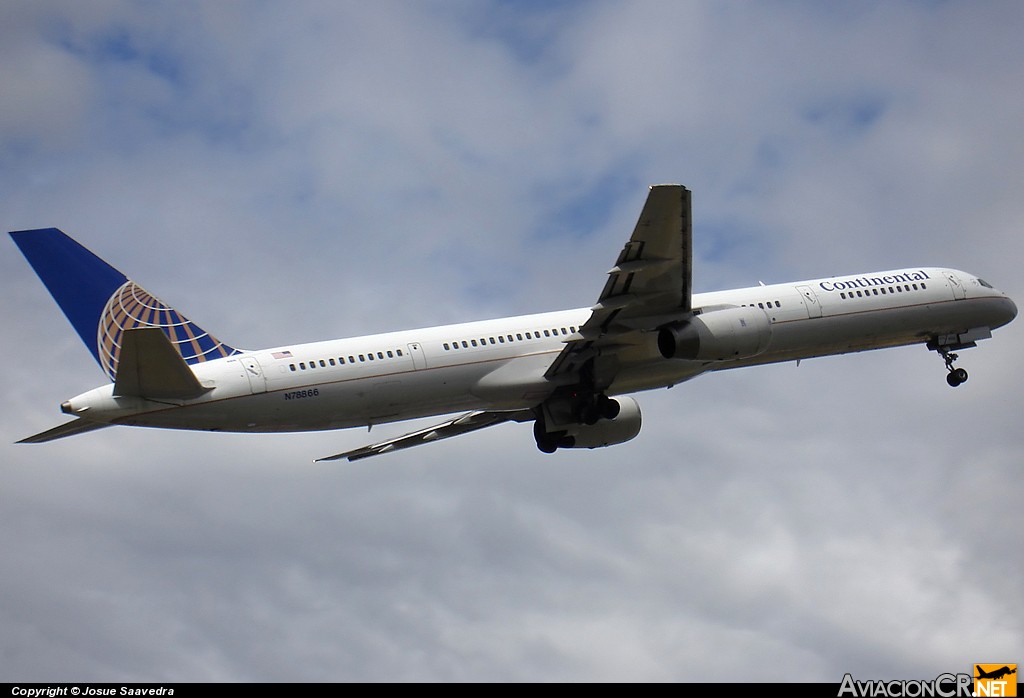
top-left (658, 306), bottom-right (772, 361)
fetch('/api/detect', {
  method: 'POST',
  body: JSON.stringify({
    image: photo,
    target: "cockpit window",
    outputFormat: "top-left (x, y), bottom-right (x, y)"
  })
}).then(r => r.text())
top-left (978, 278), bottom-right (994, 289)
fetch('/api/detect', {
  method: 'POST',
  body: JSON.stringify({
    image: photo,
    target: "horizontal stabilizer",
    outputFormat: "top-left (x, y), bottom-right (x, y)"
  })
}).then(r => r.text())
top-left (18, 418), bottom-right (113, 444)
top-left (114, 328), bottom-right (210, 399)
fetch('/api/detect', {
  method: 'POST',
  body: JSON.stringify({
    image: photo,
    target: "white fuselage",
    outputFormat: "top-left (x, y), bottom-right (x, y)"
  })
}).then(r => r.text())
top-left (61, 267), bottom-right (1017, 434)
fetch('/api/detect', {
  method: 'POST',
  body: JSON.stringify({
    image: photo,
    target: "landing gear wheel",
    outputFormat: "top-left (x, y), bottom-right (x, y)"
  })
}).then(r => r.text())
top-left (582, 394), bottom-right (620, 425)
top-left (534, 419), bottom-right (560, 454)
top-left (946, 367), bottom-right (969, 387)
top-left (933, 342), bottom-right (969, 388)
top-left (598, 395), bottom-right (620, 420)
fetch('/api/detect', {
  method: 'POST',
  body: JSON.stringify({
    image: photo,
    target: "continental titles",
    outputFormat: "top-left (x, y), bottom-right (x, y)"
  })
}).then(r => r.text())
top-left (820, 271), bottom-right (931, 293)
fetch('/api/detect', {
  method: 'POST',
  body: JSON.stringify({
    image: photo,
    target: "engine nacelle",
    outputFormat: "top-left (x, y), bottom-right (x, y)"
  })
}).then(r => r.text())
top-left (560, 396), bottom-right (642, 449)
top-left (658, 306), bottom-right (772, 361)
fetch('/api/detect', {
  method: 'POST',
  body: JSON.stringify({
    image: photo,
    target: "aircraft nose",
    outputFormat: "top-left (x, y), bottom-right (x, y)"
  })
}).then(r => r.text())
top-left (1004, 295), bottom-right (1018, 324)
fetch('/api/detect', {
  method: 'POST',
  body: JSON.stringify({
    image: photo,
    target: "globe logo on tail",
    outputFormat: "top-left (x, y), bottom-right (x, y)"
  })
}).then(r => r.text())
top-left (97, 281), bottom-right (236, 380)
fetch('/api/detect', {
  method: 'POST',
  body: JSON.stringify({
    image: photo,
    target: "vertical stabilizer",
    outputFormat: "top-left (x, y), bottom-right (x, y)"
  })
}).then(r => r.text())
top-left (10, 228), bottom-right (238, 380)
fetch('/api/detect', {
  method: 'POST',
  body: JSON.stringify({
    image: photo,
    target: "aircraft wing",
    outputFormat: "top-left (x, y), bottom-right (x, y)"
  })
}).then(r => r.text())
top-left (315, 409), bottom-right (534, 462)
top-left (545, 184), bottom-right (692, 383)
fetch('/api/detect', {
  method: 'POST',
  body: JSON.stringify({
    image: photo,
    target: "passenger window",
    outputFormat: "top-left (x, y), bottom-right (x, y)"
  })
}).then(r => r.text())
top-left (471, 339), bottom-right (478, 347)
top-left (498, 336), bottom-right (505, 343)
top-left (359, 355), bottom-right (365, 362)
top-left (397, 349), bottom-right (403, 356)
top-left (349, 356), bottom-right (355, 363)
top-left (377, 352), bottom-right (383, 359)
top-left (300, 362), bottom-right (306, 370)
top-left (444, 343), bottom-right (450, 351)
top-left (387, 350), bottom-right (394, 358)
top-left (517, 333), bottom-right (523, 341)
top-left (320, 360), bottom-right (326, 367)
top-left (290, 364), bottom-right (296, 371)
top-left (489, 338), bottom-right (495, 345)
top-left (329, 358), bottom-right (336, 366)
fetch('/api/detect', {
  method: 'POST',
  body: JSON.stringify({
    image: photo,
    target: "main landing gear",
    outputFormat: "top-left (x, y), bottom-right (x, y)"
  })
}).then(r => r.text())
top-left (937, 347), bottom-right (969, 387)
top-left (532, 390), bottom-right (620, 453)
top-left (534, 419), bottom-right (565, 454)
top-left (928, 329), bottom-right (996, 387)
top-left (581, 393), bottom-right (620, 425)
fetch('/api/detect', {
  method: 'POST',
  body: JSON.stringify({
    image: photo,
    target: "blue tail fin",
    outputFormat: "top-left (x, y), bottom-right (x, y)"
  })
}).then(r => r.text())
top-left (10, 228), bottom-right (238, 381)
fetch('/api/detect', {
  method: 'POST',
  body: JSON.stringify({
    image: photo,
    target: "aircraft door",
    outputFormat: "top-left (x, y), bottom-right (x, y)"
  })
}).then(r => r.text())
top-left (796, 285), bottom-right (823, 318)
top-left (406, 342), bottom-right (427, 369)
top-left (944, 271), bottom-right (967, 300)
top-left (240, 356), bottom-right (267, 393)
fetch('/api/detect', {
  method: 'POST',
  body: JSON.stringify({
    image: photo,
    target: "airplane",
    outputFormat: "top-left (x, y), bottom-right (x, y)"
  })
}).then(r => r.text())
top-left (975, 666), bottom-right (1017, 681)
top-left (9, 185), bottom-right (1017, 461)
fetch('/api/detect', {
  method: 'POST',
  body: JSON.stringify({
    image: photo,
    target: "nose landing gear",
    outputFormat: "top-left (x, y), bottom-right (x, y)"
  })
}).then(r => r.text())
top-left (937, 347), bottom-right (969, 387)
top-left (946, 364), bottom-right (969, 387)
top-left (928, 329), bottom-right (994, 388)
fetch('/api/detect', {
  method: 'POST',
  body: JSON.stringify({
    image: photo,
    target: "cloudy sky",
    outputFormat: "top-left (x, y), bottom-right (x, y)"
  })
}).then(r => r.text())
top-left (2, 0), bottom-right (1022, 682)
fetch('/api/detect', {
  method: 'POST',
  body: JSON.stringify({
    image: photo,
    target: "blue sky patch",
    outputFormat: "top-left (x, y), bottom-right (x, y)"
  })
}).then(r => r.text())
top-left (801, 94), bottom-right (887, 139)
top-left (457, 0), bottom-right (583, 66)
top-left (535, 170), bottom-right (642, 242)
